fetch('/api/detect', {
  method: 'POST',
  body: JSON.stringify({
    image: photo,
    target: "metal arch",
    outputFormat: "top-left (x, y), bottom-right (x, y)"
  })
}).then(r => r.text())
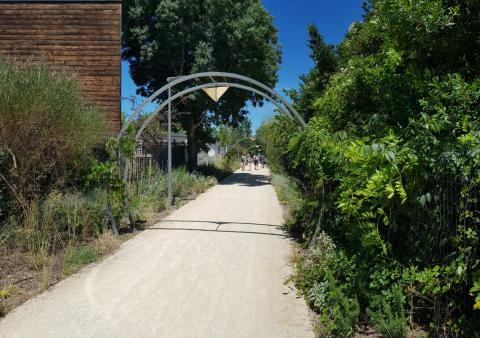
top-left (120, 72), bottom-right (307, 137)
top-left (123, 81), bottom-right (296, 181)
top-left (120, 72), bottom-right (307, 212)
top-left (134, 82), bottom-right (296, 142)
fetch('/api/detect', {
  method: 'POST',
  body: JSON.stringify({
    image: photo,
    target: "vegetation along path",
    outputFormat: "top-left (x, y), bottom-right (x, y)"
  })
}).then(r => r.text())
top-left (0, 168), bottom-right (313, 338)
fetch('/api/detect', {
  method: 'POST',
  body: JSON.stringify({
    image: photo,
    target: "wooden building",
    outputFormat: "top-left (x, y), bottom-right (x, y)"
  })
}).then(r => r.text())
top-left (0, 0), bottom-right (122, 131)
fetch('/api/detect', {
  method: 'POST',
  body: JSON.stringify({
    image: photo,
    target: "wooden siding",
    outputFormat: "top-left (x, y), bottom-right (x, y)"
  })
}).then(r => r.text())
top-left (0, 2), bottom-right (121, 131)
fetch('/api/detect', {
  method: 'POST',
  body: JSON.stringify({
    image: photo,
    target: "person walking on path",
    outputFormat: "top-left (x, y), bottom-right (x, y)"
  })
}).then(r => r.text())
top-left (253, 155), bottom-right (259, 170)
top-left (260, 155), bottom-right (266, 168)
top-left (241, 154), bottom-right (247, 171)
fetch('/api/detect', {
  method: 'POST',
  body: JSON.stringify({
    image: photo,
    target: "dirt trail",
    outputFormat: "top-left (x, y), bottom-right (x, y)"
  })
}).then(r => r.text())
top-left (0, 168), bottom-right (313, 338)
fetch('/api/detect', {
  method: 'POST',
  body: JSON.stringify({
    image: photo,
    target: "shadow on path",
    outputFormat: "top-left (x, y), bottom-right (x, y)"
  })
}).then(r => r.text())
top-left (155, 219), bottom-right (281, 228)
top-left (147, 227), bottom-right (287, 238)
top-left (220, 172), bottom-right (271, 187)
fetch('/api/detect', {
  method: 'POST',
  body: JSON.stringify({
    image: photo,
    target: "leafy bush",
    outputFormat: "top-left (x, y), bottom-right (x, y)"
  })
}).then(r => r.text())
top-left (197, 163), bottom-right (233, 182)
top-left (270, 173), bottom-right (303, 232)
top-left (172, 167), bottom-right (215, 199)
top-left (367, 285), bottom-right (407, 338)
top-left (271, 173), bottom-right (302, 208)
top-left (292, 233), bottom-right (359, 336)
top-left (2, 164), bottom-right (218, 257)
top-left (221, 149), bottom-right (240, 172)
top-left (0, 285), bottom-right (16, 316)
top-left (318, 285), bottom-right (359, 337)
top-left (260, 0), bottom-right (480, 334)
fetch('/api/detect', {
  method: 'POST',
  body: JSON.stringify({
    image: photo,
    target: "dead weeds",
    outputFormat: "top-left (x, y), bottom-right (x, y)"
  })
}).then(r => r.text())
top-left (0, 248), bottom-right (62, 316)
top-left (0, 202), bottom-right (185, 318)
top-left (0, 232), bottom-right (123, 317)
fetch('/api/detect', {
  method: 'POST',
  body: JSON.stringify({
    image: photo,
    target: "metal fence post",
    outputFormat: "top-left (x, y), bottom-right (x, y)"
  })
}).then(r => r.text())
top-left (168, 86), bottom-right (173, 207)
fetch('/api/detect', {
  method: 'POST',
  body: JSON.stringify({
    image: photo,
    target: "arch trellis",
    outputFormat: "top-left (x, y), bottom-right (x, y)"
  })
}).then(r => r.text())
top-left (119, 72), bottom-right (306, 208)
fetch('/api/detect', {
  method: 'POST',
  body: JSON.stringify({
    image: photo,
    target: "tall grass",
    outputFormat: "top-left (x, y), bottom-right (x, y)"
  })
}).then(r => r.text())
top-left (0, 167), bottom-right (219, 270)
top-left (0, 59), bottom-right (106, 215)
top-left (129, 166), bottom-right (216, 221)
top-left (4, 190), bottom-right (110, 258)
top-left (271, 173), bottom-right (303, 226)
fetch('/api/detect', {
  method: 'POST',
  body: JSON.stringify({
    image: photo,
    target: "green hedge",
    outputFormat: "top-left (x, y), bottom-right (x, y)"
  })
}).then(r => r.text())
top-left (261, 0), bottom-right (480, 335)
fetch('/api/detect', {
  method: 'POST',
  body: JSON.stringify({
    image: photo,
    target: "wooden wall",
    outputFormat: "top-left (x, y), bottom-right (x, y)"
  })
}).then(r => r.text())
top-left (0, 1), bottom-right (121, 132)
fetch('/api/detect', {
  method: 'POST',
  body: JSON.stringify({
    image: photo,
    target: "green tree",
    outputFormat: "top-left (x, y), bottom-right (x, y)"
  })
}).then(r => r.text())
top-left (218, 115), bottom-right (253, 155)
top-left (122, 0), bottom-right (280, 170)
top-left (217, 125), bottom-right (233, 152)
top-left (238, 117), bottom-right (253, 138)
top-left (287, 24), bottom-right (337, 121)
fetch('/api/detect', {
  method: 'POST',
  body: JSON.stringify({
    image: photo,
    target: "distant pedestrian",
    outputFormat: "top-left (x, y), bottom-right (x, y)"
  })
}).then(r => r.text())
top-left (253, 155), bottom-right (259, 170)
top-left (241, 154), bottom-right (247, 171)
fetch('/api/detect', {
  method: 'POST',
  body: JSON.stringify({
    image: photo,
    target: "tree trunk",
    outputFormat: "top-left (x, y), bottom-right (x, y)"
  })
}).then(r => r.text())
top-left (309, 186), bottom-right (325, 249)
top-left (187, 125), bottom-right (198, 172)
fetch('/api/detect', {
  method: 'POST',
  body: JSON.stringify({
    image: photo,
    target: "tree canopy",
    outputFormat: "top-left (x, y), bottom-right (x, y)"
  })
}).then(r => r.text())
top-left (122, 0), bottom-right (281, 169)
top-left (286, 24), bottom-right (337, 122)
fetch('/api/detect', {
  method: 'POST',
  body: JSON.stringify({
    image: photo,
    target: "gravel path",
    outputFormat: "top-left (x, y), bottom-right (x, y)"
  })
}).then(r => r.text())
top-left (0, 168), bottom-right (313, 338)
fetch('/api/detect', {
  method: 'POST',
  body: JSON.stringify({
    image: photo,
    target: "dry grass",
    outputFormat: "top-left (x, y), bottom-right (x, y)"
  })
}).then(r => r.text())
top-left (92, 231), bottom-right (121, 256)
top-left (0, 59), bottom-right (106, 207)
top-left (0, 248), bottom-right (60, 317)
top-left (288, 244), bottom-right (304, 266)
top-left (0, 230), bottom-right (122, 317)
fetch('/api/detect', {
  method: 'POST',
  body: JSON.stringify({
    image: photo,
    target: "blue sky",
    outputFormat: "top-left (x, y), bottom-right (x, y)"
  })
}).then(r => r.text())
top-left (121, 0), bottom-right (365, 131)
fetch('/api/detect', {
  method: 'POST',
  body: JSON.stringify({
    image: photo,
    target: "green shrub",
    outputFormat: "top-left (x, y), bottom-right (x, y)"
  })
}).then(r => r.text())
top-left (129, 167), bottom-right (168, 215)
top-left (271, 173), bottom-right (302, 208)
top-left (0, 221), bottom-right (16, 249)
top-left (172, 167), bottom-right (194, 198)
top-left (307, 281), bottom-right (329, 311)
top-left (309, 280), bottom-right (359, 337)
top-left (197, 163), bottom-right (233, 182)
top-left (270, 173), bottom-right (303, 231)
top-left (0, 285), bottom-right (16, 316)
top-left (221, 148), bottom-right (240, 172)
top-left (0, 285), bottom-right (15, 299)
top-left (42, 191), bottom-right (109, 239)
top-left (293, 232), bottom-right (337, 291)
top-left (0, 150), bottom-right (12, 224)
top-left (259, 0), bottom-right (480, 333)
top-left (367, 285), bottom-right (407, 338)
top-left (320, 286), bottom-right (359, 337)
top-left (292, 233), bottom-right (360, 336)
